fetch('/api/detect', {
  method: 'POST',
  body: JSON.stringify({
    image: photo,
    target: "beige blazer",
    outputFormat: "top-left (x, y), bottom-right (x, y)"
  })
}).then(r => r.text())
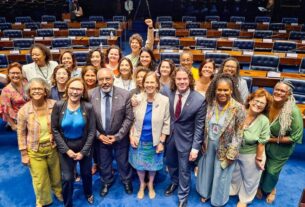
top-left (130, 92), bottom-right (170, 146)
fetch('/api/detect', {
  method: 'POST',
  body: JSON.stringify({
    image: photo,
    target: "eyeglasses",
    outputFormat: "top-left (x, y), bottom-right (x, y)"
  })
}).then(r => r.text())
top-left (253, 99), bottom-right (267, 106)
top-left (9, 72), bottom-right (22, 75)
top-left (31, 88), bottom-right (44, 92)
top-left (68, 87), bottom-right (83, 92)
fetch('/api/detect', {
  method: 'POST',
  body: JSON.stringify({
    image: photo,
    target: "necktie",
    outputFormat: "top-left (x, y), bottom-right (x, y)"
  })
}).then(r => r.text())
top-left (175, 94), bottom-right (182, 119)
top-left (105, 93), bottom-right (111, 134)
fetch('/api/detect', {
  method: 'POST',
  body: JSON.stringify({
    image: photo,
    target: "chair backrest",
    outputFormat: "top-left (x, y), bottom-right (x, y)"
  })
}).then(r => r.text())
top-left (204, 52), bottom-right (230, 66)
top-left (269, 23), bottom-right (285, 31)
top-left (15, 16), bottom-right (32, 23)
top-left (0, 23), bottom-right (12, 30)
top-left (159, 28), bottom-right (176, 37)
top-left (13, 38), bottom-right (34, 49)
top-left (273, 41), bottom-right (296, 52)
top-left (292, 94), bottom-right (305, 104)
top-left (253, 30), bottom-right (273, 39)
top-left (3, 29), bottom-right (23, 38)
top-left (250, 55), bottom-right (279, 71)
top-left (0, 54), bottom-right (9, 68)
top-left (282, 17), bottom-right (298, 24)
top-left (156, 16), bottom-right (172, 22)
top-left (255, 16), bottom-right (271, 23)
top-left (241, 76), bottom-right (253, 92)
top-left (107, 21), bottom-right (120, 29)
top-left (221, 29), bottom-right (240, 37)
top-left (41, 15), bottom-right (56, 22)
top-left (230, 16), bottom-right (245, 23)
top-left (25, 54), bottom-right (33, 64)
top-left (80, 21), bottom-right (96, 29)
top-left (25, 22), bottom-right (41, 30)
top-left (241, 22), bottom-right (257, 30)
top-left (68, 28), bottom-right (86, 36)
top-left (211, 21), bottom-right (227, 29)
top-left (159, 21), bottom-right (173, 28)
top-left (89, 37), bottom-right (108, 47)
top-left (233, 39), bottom-right (254, 50)
top-left (182, 16), bottom-right (196, 22)
top-left (205, 16), bottom-right (220, 22)
top-left (36, 29), bottom-right (54, 37)
top-left (159, 37), bottom-right (180, 49)
top-left (289, 31), bottom-right (305, 40)
top-left (195, 37), bottom-right (217, 50)
top-left (189, 28), bottom-right (207, 37)
top-left (89, 16), bottom-right (104, 22)
top-left (73, 51), bottom-right (89, 66)
top-left (186, 22), bottom-right (201, 29)
top-left (113, 16), bottom-right (126, 22)
top-left (299, 58), bottom-right (305, 73)
top-left (99, 28), bottom-right (116, 36)
top-left (284, 78), bottom-right (305, 95)
top-left (0, 17), bottom-right (6, 23)
top-left (160, 52), bottom-right (180, 64)
top-left (51, 38), bottom-right (72, 49)
top-left (54, 21), bottom-right (68, 29)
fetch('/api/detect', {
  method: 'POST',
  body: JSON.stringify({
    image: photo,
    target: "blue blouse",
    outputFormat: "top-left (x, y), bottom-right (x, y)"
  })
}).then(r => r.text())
top-left (61, 107), bottom-right (85, 139)
top-left (140, 102), bottom-right (153, 142)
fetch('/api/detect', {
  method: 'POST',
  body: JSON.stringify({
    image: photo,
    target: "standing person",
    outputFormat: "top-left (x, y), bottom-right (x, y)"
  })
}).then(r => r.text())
top-left (129, 72), bottom-right (170, 199)
top-left (50, 64), bottom-right (71, 101)
top-left (51, 78), bottom-right (96, 206)
top-left (157, 59), bottom-right (175, 89)
top-left (86, 49), bottom-right (105, 70)
top-left (1, 62), bottom-right (28, 131)
top-left (70, 0), bottom-right (83, 22)
top-left (59, 51), bottom-right (82, 78)
top-left (257, 81), bottom-right (303, 204)
top-left (105, 45), bottom-right (123, 76)
top-left (196, 73), bottom-right (246, 207)
top-left (230, 88), bottom-right (272, 207)
top-left (179, 51), bottom-right (199, 81)
top-left (22, 43), bottom-right (58, 84)
top-left (89, 68), bottom-right (134, 196)
top-left (137, 48), bottom-right (157, 71)
top-left (17, 78), bottom-right (62, 207)
top-left (125, 19), bottom-right (155, 67)
top-left (82, 66), bottom-right (98, 90)
top-left (130, 66), bottom-right (149, 96)
top-left (114, 57), bottom-right (136, 91)
top-left (217, 57), bottom-right (249, 103)
top-left (162, 67), bottom-right (206, 207)
top-left (195, 59), bottom-right (216, 97)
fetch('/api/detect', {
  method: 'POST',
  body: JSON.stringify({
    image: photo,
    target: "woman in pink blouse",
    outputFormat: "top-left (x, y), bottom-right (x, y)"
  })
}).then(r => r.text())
top-left (0, 62), bottom-right (28, 131)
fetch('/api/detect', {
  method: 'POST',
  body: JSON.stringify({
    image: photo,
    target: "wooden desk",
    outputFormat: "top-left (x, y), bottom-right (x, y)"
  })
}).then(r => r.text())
top-left (0, 36), bottom-right (118, 48)
top-left (153, 49), bottom-right (305, 66)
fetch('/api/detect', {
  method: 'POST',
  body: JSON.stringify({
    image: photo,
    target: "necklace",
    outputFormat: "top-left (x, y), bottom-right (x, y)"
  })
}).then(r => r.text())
top-left (36, 64), bottom-right (49, 80)
top-left (215, 101), bottom-right (230, 122)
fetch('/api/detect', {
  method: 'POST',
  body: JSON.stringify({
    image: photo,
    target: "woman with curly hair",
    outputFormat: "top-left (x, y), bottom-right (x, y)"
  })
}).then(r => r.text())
top-left (196, 73), bottom-right (246, 206)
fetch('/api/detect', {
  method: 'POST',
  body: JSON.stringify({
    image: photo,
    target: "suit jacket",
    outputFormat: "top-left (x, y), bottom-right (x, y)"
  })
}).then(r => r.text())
top-left (203, 98), bottom-right (246, 160)
top-left (51, 100), bottom-right (96, 157)
top-left (89, 86), bottom-right (134, 143)
top-left (162, 86), bottom-right (206, 153)
top-left (130, 92), bottom-right (170, 146)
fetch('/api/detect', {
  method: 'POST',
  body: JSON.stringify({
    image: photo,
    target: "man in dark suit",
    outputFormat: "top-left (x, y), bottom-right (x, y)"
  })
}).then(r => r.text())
top-left (162, 67), bottom-right (206, 207)
top-left (89, 68), bottom-right (134, 197)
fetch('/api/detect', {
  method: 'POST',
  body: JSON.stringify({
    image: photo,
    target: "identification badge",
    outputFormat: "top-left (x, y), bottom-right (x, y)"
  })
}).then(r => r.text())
top-left (212, 123), bottom-right (220, 135)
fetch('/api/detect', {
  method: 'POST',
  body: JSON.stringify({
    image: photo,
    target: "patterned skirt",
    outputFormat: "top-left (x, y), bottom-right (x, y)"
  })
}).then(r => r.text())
top-left (129, 141), bottom-right (163, 171)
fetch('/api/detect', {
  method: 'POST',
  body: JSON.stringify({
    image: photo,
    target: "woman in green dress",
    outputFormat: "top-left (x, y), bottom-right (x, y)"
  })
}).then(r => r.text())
top-left (257, 80), bottom-right (303, 204)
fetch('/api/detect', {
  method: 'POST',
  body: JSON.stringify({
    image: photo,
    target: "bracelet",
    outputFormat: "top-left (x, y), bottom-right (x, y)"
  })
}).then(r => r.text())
top-left (148, 27), bottom-right (153, 29)
top-left (255, 157), bottom-right (263, 161)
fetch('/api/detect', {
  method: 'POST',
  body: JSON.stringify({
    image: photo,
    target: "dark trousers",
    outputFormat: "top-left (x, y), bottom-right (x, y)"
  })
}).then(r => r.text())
top-left (165, 137), bottom-right (192, 203)
top-left (58, 139), bottom-right (92, 207)
top-left (98, 141), bottom-right (132, 185)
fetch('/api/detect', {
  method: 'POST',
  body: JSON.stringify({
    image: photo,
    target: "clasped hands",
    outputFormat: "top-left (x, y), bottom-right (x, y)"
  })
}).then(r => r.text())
top-left (99, 134), bottom-right (116, 145)
top-left (67, 150), bottom-right (84, 160)
top-left (130, 136), bottom-right (164, 154)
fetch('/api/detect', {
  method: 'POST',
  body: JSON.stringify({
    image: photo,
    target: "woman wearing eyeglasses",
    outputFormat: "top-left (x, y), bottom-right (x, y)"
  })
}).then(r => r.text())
top-left (51, 78), bottom-right (96, 206)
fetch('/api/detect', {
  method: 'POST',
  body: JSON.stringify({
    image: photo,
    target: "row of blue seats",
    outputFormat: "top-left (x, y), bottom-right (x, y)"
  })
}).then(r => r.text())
top-left (0, 21), bottom-right (122, 30)
top-left (0, 15), bottom-right (126, 23)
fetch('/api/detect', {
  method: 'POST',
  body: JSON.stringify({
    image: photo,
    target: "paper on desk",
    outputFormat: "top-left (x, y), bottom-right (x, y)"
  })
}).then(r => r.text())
top-left (267, 71), bottom-right (281, 78)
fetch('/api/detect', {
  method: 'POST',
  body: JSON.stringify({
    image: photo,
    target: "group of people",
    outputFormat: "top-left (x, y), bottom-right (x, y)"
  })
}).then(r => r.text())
top-left (0, 18), bottom-right (303, 207)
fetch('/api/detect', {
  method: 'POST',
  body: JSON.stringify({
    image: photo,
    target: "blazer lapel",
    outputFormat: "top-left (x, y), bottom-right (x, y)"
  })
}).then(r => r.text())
top-left (94, 88), bottom-right (103, 129)
top-left (110, 87), bottom-right (119, 129)
top-left (179, 91), bottom-right (193, 119)
top-left (169, 91), bottom-right (175, 119)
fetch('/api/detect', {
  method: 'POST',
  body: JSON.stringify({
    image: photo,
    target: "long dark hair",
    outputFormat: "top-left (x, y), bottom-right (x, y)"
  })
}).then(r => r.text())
top-left (205, 73), bottom-right (242, 106)
top-left (137, 47), bottom-right (157, 71)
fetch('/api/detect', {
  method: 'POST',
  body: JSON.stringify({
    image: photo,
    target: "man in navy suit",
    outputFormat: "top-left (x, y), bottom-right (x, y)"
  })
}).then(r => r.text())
top-left (162, 67), bottom-right (206, 207)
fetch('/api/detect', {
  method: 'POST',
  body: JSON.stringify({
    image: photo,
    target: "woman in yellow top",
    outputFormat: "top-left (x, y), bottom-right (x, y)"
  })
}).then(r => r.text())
top-left (17, 78), bottom-right (62, 207)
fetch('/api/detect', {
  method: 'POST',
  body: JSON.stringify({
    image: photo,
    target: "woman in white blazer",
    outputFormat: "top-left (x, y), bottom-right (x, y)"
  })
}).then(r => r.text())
top-left (129, 71), bottom-right (170, 200)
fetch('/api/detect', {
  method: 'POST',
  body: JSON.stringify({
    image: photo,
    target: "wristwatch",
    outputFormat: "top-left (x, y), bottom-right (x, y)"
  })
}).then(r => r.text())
top-left (159, 140), bottom-right (165, 145)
